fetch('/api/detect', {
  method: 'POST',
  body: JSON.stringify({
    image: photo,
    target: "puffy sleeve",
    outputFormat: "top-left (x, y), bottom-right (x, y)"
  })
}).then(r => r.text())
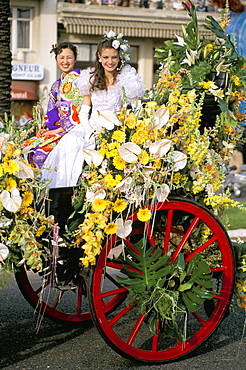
top-left (76, 67), bottom-right (94, 96)
top-left (117, 65), bottom-right (145, 105)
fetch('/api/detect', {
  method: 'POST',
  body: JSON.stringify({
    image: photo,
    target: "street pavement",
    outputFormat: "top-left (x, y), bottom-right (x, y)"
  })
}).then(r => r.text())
top-left (1, 275), bottom-right (246, 370)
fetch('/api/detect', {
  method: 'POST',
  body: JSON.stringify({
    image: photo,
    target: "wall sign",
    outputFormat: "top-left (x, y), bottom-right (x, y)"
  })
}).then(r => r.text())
top-left (12, 63), bottom-right (44, 80)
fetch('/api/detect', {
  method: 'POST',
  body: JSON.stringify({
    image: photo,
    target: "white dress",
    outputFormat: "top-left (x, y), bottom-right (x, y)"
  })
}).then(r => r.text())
top-left (76, 64), bottom-right (145, 114)
top-left (41, 65), bottom-right (145, 189)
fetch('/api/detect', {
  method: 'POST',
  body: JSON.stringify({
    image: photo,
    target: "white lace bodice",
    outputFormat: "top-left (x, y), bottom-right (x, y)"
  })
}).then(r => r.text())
top-left (76, 64), bottom-right (145, 114)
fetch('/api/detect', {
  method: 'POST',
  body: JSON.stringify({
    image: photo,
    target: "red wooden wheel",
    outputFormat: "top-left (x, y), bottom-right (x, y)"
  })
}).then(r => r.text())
top-left (15, 247), bottom-right (125, 324)
top-left (89, 197), bottom-right (235, 363)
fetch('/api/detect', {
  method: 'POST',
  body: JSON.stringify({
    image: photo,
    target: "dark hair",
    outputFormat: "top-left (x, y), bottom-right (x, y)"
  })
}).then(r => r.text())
top-left (51, 42), bottom-right (78, 60)
top-left (89, 39), bottom-right (122, 92)
top-left (211, 0), bottom-right (244, 12)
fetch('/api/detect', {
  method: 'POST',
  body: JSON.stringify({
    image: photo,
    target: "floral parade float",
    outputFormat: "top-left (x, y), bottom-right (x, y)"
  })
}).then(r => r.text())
top-left (1, 0), bottom-right (246, 363)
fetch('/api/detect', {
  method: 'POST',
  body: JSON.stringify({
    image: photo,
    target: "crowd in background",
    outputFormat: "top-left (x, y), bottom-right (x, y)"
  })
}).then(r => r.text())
top-left (64, 0), bottom-right (218, 11)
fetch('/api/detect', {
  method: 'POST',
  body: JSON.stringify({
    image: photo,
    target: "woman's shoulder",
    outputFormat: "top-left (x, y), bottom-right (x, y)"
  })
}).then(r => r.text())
top-left (76, 67), bottom-right (95, 94)
top-left (79, 67), bottom-right (95, 78)
top-left (119, 64), bottom-right (137, 78)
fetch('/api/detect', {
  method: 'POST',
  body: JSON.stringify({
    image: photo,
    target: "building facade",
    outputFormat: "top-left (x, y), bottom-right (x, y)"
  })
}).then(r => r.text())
top-left (10, 0), bottom-right (219, 122)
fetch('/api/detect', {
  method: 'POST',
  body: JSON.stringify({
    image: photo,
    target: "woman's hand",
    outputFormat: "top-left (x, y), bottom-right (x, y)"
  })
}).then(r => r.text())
top-left (36, 128), bottom-right (48, 138)
top-left (36, 127), bottom-right (65, 138)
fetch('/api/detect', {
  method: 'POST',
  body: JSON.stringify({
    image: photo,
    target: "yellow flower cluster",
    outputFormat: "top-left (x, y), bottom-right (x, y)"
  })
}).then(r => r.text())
top-left (0, 119), bottom-right (54, 271)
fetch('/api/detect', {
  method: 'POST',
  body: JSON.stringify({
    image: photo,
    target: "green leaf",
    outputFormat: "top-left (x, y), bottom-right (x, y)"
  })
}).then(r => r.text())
top-left (179, 282), bottom-right (193, 292)
top-left (192, 286), bottom-right (214, 299)
top-left (186, 290), bottom-right (204, 305)
top-left (182, 293), bottom-right (200, 312)
top-left (149, 311), bottom-right (159, 335)
top-left (177, 253), bottom-right (185, 271)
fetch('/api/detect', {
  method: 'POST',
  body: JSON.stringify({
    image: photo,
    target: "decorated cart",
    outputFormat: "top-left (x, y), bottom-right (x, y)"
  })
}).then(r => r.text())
top-left (1, 1), bottom-right (246, 364)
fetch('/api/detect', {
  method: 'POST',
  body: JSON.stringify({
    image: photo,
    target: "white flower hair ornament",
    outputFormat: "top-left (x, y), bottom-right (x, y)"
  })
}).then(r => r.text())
top-left (102, 30), bottom-right (131, 66)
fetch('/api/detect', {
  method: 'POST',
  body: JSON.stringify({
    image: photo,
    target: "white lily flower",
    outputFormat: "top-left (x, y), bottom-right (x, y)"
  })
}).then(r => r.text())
top-left (89, 117), bottom-right (103, 134)
top-left (86, 185), bottom-right (106, 202)
top-left (91, 110), bottom-right (120, 130)
top-left (173, 34), bottom-right (186, 47)
top-left (115, 218), bottom-right (133, 238)
top-left (112, 40), bottom-right (120, 49)
top-left (155, 184), bottom-right (170, 201)
top-left (119, 142), bottom-right (141, 163)
top-left (181, 49), bottom-right (198, 66)
top-left (0, 243), bottom-right (9, 261)
top-left (0, 216), bottom-right (12, 228)
top-left (115, 176), bottom-right (133, 192)
top-left (15, 158), bottom-right (34, 179)
top-left (1, 187), bottom-right (22, 213)
top-left (170, 151), bottom-right (188, 172)
top-left (108, 243), bottom-right (125, 260)
top-left (106, 30), bottom-right (116, 38)
top-left (83, 148), bottom-right (103, 167)
top-left (149, 139), bottom-right (171, 157)
top-left (154, 106), bottom-right (170, 129)
top-left (208, 88), bottom-right (224, 99)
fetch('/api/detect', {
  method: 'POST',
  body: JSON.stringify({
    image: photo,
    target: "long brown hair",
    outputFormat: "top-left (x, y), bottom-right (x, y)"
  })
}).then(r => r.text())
top-left (89, 39), bottom-right (122, 92)
top-left (211, 0), bottom-right (245, 12)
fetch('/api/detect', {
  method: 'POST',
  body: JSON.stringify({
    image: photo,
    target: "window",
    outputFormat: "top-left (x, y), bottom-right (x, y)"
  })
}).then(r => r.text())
top-left (10, 8), bottom-right (31, 51)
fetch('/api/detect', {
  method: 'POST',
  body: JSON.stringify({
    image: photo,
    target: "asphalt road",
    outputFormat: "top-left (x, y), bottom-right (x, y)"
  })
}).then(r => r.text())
top-left (1, 274), bottom-right (246, 370)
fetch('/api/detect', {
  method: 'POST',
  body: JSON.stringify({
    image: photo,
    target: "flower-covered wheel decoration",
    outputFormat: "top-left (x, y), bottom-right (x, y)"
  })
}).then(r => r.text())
top-left (89, 197), bottom-right (234, 363)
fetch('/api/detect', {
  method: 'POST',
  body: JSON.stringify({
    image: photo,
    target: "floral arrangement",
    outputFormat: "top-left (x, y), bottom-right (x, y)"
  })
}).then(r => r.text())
top-left (1, 2), bottom-right (246, 330)
top-left (67, 94), bottom-right (243, 268)
top-left (152, 0), bottom-right (246, 128)
top-left (102, 30), bottom-right (131, 66)
top-left (0, 112), bottom-right (54, 275)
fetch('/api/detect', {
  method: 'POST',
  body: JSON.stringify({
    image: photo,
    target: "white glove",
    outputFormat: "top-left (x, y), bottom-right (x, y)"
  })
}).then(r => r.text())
top-left (79, 104), bottom-right (91, 122)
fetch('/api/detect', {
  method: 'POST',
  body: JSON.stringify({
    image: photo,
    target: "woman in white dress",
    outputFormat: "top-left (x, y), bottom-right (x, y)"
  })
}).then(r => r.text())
top-left (41, 31), bottom-right (145, 188)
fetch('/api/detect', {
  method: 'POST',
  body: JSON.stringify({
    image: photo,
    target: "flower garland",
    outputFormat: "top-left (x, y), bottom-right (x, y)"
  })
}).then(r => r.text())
top-left (102, 30), bottom-right (130, 66)
top-left (0, 114), bottom-right (54, 274)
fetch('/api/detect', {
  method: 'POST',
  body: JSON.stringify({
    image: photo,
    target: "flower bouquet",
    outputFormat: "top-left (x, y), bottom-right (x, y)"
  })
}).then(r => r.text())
top-left (153, 0), bottom-right (246, 129)
top-left (0, 113), bottom-right (54, 279)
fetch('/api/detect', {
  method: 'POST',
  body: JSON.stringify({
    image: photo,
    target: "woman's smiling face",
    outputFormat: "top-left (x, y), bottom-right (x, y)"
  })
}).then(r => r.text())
top-left (98, 48), bottom-right (120, 73)
top-left (56, 48), bottom-right (76, 77)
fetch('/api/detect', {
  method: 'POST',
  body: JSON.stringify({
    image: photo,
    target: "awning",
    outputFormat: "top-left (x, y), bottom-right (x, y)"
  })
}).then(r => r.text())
top-left (11, 80), bottom-right (38, 100)
top-left (60, 17), bottom-right (213, 39)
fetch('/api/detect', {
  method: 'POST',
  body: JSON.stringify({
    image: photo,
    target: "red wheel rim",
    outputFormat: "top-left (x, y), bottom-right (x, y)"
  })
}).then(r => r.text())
top-left (15, 255), bottom-right (125, 324)
top-left (89, 198), bottom-right (234, 363)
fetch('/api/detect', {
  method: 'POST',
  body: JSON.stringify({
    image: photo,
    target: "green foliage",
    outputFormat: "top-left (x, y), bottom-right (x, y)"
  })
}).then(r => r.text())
top-left (116, 238), bottom-right (215, 341)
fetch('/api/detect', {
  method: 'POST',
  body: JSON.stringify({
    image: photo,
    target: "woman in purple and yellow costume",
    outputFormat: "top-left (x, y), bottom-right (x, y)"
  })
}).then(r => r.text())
top-left (26, 42), bottom-right (84, 169)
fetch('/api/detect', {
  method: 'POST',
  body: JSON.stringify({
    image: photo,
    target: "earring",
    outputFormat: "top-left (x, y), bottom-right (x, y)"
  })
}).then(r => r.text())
top-left (99, 58), bottom-right (102, 63)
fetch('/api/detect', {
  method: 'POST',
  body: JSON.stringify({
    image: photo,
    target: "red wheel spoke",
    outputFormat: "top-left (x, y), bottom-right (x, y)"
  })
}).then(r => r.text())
top-left (164, 209), bottom-right (174, 253)
top-left (105, 272), bottom-right (123, 288)
top-left (101, 287), bottom-right (127, 299)
top-left (211, 266), bottom-right (226, 273)
top-left (106, 261), bottom-right (141, 274)
top-left (106, 261), bottom-right (124, 270)
top-left (127, 314), bottom-right (145, 345)
top-left (124, 238), bottom-right (141, 255)
top-left (192, 311), bottom-right (206, 326)
top-left (170, 216), bottom-right (200, 262)
top-left (185, 235), bottom-right (218, 263)
top-left (109, 304), bottom-right (135, 326)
